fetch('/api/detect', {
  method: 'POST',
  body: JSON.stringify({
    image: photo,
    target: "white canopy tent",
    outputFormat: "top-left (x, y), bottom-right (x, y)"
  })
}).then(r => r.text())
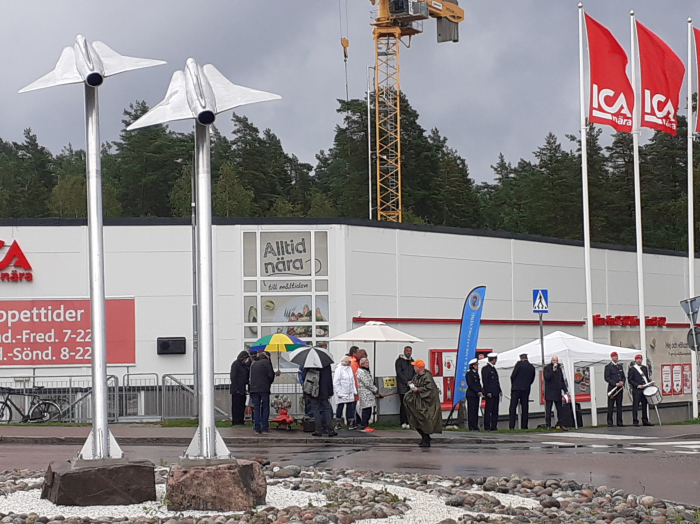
top-left (497, 331), bottom-right (640, 428)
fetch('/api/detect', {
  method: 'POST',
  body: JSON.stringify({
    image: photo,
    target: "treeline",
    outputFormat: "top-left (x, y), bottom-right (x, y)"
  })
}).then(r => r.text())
top-left (0, 95), bottom-right (698, 252)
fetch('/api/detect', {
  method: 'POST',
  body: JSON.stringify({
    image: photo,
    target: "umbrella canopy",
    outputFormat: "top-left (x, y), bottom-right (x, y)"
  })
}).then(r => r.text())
top-left (330, 321), bottom-right (423, 343)
top-left (285, 346), bottom-right (334, 369)
top-left (495, 331), bottom-right (640, 369)
top-left (250, 333), bottom-right (306, 353)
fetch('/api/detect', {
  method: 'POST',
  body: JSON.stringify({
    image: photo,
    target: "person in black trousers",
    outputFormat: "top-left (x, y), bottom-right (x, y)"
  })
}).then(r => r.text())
top-left (481, 352), bottom-right (501, 431)
top-left (509, 353), bottom-right (536, 429)
top-left (302, 364), bottom-right (337, 437)
top-left (229, 350), bottom-right (251, 425)
top-left (465, 358), bottom-right (483, 431)
top-left (249, 351), bottom-right (279, 434)
top-left (395, 346), bottom-right (415, 429)
top-left (627, 354), bottom-right (654, 427)
top-left (543, 356), bottom-right (568, 429)
top-left (604, 351), bottom-right (626, 427)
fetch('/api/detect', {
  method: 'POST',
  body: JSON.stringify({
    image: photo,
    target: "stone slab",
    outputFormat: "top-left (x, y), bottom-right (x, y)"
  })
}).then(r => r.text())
top-left (166, 461), bottom-right (266, 511)
top-left (41, 460), bottom-right (156, 506)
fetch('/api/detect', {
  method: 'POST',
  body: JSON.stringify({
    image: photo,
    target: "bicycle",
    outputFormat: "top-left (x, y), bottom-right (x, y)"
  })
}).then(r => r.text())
top-left (0, 386), bottom-right (62, 423)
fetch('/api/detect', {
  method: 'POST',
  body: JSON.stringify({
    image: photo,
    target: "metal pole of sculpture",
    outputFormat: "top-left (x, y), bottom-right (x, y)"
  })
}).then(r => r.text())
top-left (20, 36), bottom-right (165, 460)
top-left (128, 59), bottom-right (280, 459)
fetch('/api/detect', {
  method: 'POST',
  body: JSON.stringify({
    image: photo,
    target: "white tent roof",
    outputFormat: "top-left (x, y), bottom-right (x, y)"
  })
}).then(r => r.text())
top-left (496, 331), bottom-right (641, 369)
top-left (330, 321), bottom-right (423, 343)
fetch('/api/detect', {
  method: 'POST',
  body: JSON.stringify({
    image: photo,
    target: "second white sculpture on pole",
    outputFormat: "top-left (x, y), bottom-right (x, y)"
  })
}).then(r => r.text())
top-left (128, 59), bottom-right (280, 460)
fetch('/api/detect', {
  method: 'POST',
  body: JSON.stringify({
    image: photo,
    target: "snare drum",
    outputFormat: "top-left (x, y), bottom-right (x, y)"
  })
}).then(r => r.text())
top-left (643, 385), bottom-right (662, 406)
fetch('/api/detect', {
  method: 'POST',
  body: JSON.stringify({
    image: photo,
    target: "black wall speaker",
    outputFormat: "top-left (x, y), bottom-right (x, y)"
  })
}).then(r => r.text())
top-left (157, 337), bottom-right (186, 355)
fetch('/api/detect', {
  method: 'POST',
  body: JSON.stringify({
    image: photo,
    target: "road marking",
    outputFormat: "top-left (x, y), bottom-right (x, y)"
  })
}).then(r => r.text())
top-left (542, 441), bottom-right (577, 446)
top-left (538, 433), bottom-right (655, 440)
top-left (649, 441), bottom-right (700, 446)
top-left (625, 446), bottom-right (656, 451)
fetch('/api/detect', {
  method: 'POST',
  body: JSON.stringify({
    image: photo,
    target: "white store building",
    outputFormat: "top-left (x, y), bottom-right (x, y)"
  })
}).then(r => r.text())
top-left (0, 217), bottom-right (697, 424)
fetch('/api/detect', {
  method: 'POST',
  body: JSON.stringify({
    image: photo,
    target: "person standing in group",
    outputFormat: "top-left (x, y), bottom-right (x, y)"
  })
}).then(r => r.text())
top-left (302, 362), bottom-right (337, 437)
top-left (481, 352), bottom-right (501, 431)
top-left (509, 353), bottom-right (536, 430)
top-left (628, 354), bottom-right (654, 427)
top-left (465, 358), bottom-right (483, 431)
top-left (353, 349), bottom-right (368, 426)
top-left (356, 357), bottom-right (382, 432)
top-left (395, 345), bottom-right (415, 429)
top-left (403, 359), bottom-right (442, 447)
top-left (605, 351), bottom-right (625, 427)
top-left (248, 351), bottom-right (279, 434)
top-left (229, 351), bottom-right (251, 426)
top-left (543, 356), bottom-right (568, 430)
top-left (333, 355), bottom-right (357, 430)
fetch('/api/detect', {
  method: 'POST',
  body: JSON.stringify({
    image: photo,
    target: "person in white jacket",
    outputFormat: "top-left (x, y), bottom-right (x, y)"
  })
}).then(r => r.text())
top-left (333, 355), bottom-right (358, 430)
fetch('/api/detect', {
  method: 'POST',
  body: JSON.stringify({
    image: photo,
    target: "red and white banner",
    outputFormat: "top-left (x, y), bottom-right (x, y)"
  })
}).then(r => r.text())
top-left (585, 13), bottom-right (634, 132)
top-left (694, 27), bottom-right (700, 133)
top-left (637, 21), bottom-right (685, 136)
top-left (0, 298), bottom-right (135, 366)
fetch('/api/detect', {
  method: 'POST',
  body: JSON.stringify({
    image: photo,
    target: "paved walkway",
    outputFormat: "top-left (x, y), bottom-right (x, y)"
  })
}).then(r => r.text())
top-left (0, 422), bottom-right (698, 446)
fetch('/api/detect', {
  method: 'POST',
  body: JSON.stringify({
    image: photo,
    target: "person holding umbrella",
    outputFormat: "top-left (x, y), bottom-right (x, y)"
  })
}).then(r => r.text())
top-left (403, 359), bottom-right (442, 447)
top-left (288, 346), bottom-right (337, 437)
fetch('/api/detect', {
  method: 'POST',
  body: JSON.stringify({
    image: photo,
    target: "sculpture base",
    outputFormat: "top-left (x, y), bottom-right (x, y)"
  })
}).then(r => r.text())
top-left (166, 461), bottom-right (267, 512)
top-left (41, 460), bottom-right (156, 506)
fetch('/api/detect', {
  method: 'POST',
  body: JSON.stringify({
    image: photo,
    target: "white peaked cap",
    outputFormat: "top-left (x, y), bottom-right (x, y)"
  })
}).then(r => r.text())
top-left (469, 358), bottom-right (478, 365)
top-left (487, 352), bottom-right (498, 358)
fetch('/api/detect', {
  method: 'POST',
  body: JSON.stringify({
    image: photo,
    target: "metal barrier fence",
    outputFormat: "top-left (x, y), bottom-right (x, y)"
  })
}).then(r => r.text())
top-left (0, 375), bottom-right (119, 423)
top-left (1, 370), bottom-right (305, 423)
top-left (120, 373), bottom-right (160, 421)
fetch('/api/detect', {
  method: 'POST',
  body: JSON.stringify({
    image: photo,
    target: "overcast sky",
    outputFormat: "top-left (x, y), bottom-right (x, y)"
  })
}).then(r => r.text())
top-left (1, 1), bottom-right (698, 184)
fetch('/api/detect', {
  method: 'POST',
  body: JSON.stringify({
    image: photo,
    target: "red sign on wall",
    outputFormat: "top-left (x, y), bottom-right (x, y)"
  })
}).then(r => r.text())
top-left (0, 298), bottom-right (135, 366)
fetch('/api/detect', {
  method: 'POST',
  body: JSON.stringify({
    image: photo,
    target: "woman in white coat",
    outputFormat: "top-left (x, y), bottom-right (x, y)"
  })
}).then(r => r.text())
top-left (333, 355), bottom-right (357, 429)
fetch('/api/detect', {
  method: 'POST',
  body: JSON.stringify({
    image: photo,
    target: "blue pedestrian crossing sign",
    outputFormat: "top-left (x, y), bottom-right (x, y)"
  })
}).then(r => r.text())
top-left (533, 289), bottom-right (549, 313)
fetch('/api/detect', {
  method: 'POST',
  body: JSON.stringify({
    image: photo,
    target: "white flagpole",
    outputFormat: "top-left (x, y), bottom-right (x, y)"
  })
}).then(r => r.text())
top-left (688, 18), bottom-right (699, 419)
top-left (630, 11), bottom-right (647, 358)
top-left (578, 3), bottom-right (598, 426)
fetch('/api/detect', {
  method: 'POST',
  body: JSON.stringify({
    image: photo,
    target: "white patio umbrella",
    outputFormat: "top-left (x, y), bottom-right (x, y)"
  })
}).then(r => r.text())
top-left (497, 331), bottom-right (640, 428)
top-left (330, 321), bottom-right (423, 376)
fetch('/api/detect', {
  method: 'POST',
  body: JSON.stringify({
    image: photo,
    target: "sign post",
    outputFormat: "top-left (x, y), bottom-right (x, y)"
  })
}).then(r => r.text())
top-left (680, 297), bottom-right (700, 419)
top-left (533, 289), bottom-right (549, 368)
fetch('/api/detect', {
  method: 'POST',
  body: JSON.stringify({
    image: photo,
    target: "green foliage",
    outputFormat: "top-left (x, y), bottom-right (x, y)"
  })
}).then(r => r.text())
top-left (213, 162), bottom-right (256, 217)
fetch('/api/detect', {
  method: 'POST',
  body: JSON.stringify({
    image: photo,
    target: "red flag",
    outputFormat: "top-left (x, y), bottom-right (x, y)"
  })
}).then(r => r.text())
top-left (637, 21), bottom-right (685, 136)
top-left (694, 27), bottom-right (700, 133)
top-left (585, 13), bottom-right (634, 133)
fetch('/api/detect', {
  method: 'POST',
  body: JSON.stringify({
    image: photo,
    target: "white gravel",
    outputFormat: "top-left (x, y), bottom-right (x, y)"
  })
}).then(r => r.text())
top-left (0, 484), bottom-right (327, 519)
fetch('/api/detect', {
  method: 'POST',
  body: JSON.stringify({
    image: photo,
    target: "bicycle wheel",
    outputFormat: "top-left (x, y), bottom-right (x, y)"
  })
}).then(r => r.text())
top-left (0, 401), bottom-right (11, 423)
top-left (29, 401), bottom-right (62, 423)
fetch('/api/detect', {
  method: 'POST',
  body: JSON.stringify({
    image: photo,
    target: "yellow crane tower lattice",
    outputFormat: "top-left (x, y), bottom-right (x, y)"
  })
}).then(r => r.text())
top-left (368, 0), bottom-right (464, 222)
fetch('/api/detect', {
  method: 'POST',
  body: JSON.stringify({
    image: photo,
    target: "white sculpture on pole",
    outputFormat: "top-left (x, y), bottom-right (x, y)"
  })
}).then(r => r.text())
top-left (19, 35), bottom-right (165, 461)
top-left (128, 59), bottom-right (280, 459)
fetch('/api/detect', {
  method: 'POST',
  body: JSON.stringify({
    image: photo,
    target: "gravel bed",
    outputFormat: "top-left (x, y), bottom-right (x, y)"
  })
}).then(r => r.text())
top-left (1, 464), bottom-right (699, 524)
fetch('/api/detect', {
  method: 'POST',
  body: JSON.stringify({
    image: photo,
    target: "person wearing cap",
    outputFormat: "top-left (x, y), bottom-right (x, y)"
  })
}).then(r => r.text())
top-left (628, 354), bottom-right (653, 427)
top-left (509, 353), bottom-right (536, 430)
top-left (465, 358), bottom-right (483, 431)
top-left (481, 352), bottom-right (502, 431)
top-left (543, 356), bottom-right (568, 430)
top-left (605, 351), bottom-right (626, 427)
top-left (403, 358), bottom-right (442, 447)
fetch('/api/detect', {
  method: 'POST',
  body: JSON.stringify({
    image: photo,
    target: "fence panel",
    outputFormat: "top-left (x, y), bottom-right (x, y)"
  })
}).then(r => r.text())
top-left (120, 373), bottom-right (160, 421)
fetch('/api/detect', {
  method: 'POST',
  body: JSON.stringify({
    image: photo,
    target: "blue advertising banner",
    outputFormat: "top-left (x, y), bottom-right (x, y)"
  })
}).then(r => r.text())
top-left (452, 286), bottom-right (486, 407)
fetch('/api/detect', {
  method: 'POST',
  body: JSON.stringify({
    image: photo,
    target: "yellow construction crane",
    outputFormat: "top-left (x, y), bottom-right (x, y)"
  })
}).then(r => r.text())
top-left (368, 0), bottom-right (464, 222)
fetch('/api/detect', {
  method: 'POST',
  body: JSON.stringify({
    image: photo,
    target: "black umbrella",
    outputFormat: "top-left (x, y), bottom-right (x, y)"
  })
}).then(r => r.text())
top-left (285, 346), bottom-right (334, 369)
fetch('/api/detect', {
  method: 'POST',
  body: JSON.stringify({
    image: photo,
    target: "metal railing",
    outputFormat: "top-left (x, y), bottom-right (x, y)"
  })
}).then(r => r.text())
top-left (0, 375), bottom-right (119, 423)
top-left (162, 373), bottom-right (232, 421)
top-left (120, 373), bottom-right (160, 421)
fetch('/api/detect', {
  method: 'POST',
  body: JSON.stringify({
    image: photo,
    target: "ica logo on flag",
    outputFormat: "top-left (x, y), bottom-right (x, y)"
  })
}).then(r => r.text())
top-left (585, 14), bottom-right (634, 133)
top-left (636, 21), bottom-right (685, 137)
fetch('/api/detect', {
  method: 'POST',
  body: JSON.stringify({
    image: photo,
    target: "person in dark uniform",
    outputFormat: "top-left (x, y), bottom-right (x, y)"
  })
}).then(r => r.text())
top-left (509, 353), bottom-right (536, 430)
top-left (395, 346), bottom-right (415, 429)
top-left (543, 355), bottom-right (568, 429)
top-left (229, 350), bottom-right (251, 425)
top-left (465, 358), bottom-right (483, 431)
top-left (604, 351), bottom-right (626, 427)
top-left (481, 352), bottom-right (501, 431)
top-left (628, 354), bottom-right (654, 427)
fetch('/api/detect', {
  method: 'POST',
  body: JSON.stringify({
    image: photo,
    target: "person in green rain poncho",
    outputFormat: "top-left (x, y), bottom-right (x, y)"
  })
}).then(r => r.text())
top-left (403, 359), bottom-right (442, 448)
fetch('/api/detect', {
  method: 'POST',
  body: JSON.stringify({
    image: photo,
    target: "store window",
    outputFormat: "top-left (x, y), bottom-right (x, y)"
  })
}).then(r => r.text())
top-left (243, 230), bottom-right (330, 352)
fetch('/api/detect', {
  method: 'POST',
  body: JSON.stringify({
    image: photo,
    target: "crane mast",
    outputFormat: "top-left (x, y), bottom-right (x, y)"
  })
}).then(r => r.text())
top-left (369, 0), bottom-right (463, 222)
